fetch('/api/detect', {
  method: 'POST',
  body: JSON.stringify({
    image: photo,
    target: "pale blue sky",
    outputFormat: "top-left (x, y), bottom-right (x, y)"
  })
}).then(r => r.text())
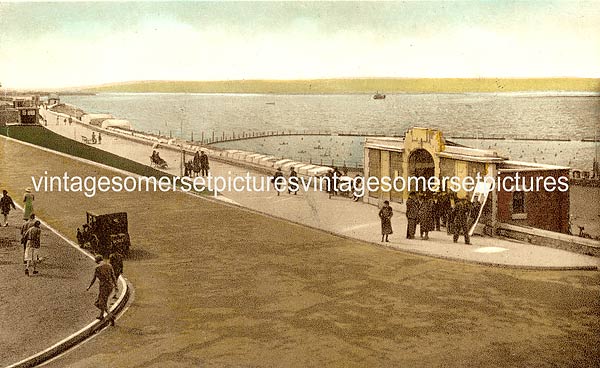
top-left (1, 1), bottom-right (599, 88)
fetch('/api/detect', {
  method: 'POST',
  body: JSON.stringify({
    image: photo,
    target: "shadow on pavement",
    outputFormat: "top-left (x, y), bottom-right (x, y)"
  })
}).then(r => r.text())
top-left (126, 248), bottom-right (159, 261)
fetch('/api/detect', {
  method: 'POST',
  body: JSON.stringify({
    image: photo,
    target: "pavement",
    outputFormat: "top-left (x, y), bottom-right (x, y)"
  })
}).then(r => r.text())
top-left (3, 129), bottom-right (600, 368)
top-left (42, 116), bottom-right (600, 270)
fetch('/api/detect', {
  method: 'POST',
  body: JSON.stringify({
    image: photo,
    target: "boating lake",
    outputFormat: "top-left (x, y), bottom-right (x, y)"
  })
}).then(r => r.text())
top-left (61, 93), bottom-right (600, 170)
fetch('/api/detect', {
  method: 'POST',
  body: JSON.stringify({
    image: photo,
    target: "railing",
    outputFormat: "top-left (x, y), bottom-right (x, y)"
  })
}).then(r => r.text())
top-left (132, 129), bottom-right (593, 145)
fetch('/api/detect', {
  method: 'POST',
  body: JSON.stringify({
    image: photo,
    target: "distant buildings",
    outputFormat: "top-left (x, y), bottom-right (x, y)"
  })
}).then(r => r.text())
top-left (0, 96), bottom-right (39, 126)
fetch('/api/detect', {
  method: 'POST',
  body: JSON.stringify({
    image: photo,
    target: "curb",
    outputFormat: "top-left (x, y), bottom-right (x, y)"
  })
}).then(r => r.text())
top-left (5, 277), bottom-right (130, 368)
top-left (3, 205), bottom-right (132, 368)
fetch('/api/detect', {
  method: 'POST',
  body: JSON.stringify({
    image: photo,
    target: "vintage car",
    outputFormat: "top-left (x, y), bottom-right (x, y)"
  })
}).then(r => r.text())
top-left (79, 211), bottom-right (131, 256)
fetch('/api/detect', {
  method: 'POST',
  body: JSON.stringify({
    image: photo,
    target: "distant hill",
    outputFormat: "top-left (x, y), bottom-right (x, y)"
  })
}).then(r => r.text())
top-left (79, 78), bottom-right (600, 94)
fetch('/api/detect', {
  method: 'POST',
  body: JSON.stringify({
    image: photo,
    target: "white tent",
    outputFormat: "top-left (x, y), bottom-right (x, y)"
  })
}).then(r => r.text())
top-left (101, 119), bottom-right (131, 130)
top-left (81, 113), bottom-right (113, 126)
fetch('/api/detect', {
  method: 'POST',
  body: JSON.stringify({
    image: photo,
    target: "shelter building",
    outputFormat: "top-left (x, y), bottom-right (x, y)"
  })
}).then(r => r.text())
top-left (363, 127), bottom-right (570, 234)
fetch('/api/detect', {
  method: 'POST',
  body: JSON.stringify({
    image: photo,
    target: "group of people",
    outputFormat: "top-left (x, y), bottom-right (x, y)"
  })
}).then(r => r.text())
top-left (380, 191), bottom-right (478, 245)
top-left (90, 131), bottom-right (101, 144)
top-left (184, 150), bottom-right (210, 177)
top-left (3, 187), bottom-right (123, 326)
top-left (272, 166), bottom-right (308, 196)
top-left (1, 188), bottom-right (42, 275)
top-left (150, 150), bottom-right (168, 168)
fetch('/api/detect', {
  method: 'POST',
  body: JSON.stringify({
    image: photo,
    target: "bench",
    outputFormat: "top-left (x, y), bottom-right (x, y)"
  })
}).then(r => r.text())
top-left (82, 136), bottom-right (90, 144)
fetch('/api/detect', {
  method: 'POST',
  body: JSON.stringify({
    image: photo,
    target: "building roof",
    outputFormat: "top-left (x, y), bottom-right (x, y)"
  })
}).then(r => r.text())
top-left (365, 136), bottom-right (506, 163)
top-left (498, 160), bottom-right (570, 172)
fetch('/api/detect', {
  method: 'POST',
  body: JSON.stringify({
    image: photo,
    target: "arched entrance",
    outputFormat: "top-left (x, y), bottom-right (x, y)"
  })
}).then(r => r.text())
top-left (408, 149), bottom-right (435, 192)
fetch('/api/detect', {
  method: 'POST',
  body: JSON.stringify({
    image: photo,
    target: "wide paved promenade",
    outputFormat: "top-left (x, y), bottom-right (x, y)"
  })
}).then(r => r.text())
top-left (45, 121), bottom-right (600, 269)
top-left (3, 133), bottom-right (600, 367)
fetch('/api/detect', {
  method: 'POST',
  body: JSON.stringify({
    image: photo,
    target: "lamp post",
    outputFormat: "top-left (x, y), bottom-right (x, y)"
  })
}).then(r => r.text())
top-left (180, 107), bottom-right (185, 177)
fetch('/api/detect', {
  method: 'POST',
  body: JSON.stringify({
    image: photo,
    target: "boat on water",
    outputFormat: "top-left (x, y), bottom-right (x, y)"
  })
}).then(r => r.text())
top-left (373, 92), bottom-right (386, 100)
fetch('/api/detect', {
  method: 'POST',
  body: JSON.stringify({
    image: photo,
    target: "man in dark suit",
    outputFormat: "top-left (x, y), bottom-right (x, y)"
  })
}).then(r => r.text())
top-left (453, 199), bottom-right (473, 244)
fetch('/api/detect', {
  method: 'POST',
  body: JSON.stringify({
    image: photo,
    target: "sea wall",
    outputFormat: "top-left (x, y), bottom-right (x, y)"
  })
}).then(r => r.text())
top-left (497, 223), bottom-right (600, 257)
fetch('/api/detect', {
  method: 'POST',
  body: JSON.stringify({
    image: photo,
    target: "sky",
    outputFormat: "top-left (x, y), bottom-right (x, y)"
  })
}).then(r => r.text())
top-left (1, 1), bottom-right (600, 89)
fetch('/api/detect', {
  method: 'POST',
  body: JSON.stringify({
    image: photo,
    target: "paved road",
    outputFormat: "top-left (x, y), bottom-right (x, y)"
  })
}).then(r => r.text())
top-left (0, 199), bottom-right (97, 366)
top-left (2, 134), bottom-right (600, 367)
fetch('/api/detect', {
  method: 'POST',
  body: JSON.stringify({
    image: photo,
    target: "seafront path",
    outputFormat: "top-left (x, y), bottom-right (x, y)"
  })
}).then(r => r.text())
top-left (44, 120), bottom-right (599, 269)
top-left (0, 126), bottom-right (600, 367)
top-left (1, 131), bottom-right (600, 367)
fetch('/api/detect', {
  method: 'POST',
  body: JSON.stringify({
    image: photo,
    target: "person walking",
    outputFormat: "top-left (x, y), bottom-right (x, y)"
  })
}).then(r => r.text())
top-left (272, 167), bottom-right (284, 196)
top-left (200, 151), bottom-right (210, 176)
top-left (379, 200), bottom-right (393, 242)
top-left (87, 255), bottom-right (117, 325)
top-left (352, 175), bottom-right (363, 202)
top-left (452, 199), bottom-right (472, 245)
top-left (405, 192), bottom-right (419, 239)
top-left (325, 169), bottom-right (335, 199)
top-left (109, 252), bottom-right (124, 298)
top-left (446, 193), bottom-right (457, 235)
top-left (193, 150), bottom-right (201, 176)
top-left (418, 194), bottom-right (434, 240)
top-left (98, 132), bottom-right (102, 144)
top-left (438, 191), bottom-right (451, 230)
top-left (21, 214), bottom-right (36, 263)
top-left (1, 190), bottom-right (16, 227)
top-left (23, 220), bottom-right (41, 276)
top-left (288, 167), bottom-right (298, 195)
top-left (432, 192), bottom-right (441, 231)
top-left (23, 188), bottom-right (34, 221)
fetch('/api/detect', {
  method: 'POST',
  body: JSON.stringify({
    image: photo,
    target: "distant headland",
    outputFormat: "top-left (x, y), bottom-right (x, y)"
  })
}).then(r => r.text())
top-left (76, 78), bottom-right (600, 94)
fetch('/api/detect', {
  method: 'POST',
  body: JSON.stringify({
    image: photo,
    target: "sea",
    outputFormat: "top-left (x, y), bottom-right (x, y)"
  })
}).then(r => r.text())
top-left (61, 93), bottom-right (600, 170)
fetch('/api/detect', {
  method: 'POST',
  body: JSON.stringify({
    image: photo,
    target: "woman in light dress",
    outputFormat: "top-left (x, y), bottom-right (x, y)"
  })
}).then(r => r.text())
top-left (23, 188), bottom-right (34, 220)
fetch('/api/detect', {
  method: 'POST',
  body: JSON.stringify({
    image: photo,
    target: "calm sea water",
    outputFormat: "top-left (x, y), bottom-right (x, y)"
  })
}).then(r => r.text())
top-left (62, 93), bottom-right (600, 170)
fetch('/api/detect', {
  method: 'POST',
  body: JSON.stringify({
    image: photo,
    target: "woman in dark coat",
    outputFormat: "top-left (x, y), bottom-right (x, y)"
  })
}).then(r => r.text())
top-left (418, 194), bottom-right (434, 240)
top-left (378, 200), bottom-right (393, 242)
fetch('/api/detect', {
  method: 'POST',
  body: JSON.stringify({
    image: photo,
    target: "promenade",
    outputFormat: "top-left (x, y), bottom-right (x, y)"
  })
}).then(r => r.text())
top-left (43, 119), bottom-right (600, 269)
top-left (2, 128), bottom-right (600, 367)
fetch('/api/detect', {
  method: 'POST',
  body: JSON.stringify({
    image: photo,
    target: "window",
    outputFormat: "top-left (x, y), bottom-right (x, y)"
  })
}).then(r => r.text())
top-left (512, 191), bottom-right (527, 220)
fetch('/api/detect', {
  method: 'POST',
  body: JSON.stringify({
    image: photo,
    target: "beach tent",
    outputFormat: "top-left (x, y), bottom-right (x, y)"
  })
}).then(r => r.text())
top-left (81, 113), bottom-right (113, 126)
top-left (101, 119), bottom-right (132, 130)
